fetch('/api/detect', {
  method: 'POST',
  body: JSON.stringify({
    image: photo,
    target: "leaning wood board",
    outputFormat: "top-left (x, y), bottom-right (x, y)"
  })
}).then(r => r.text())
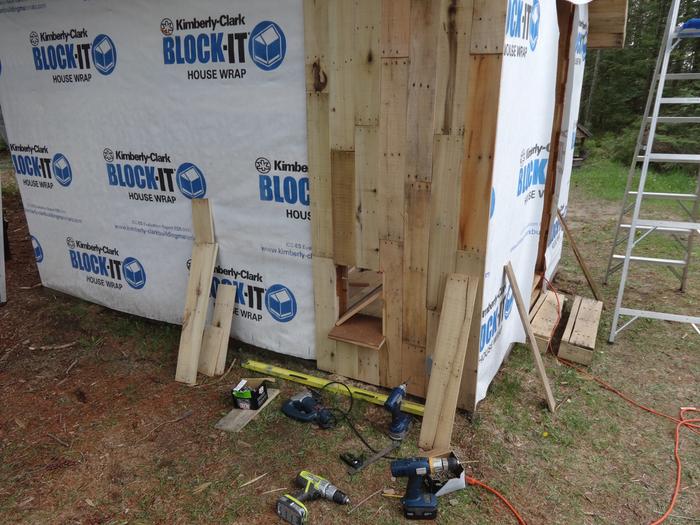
top-left (419, 274), bottom-right (477, 450)
top-left (505, 263), bottom-right (556, 412)
top-left (559, 296), bottom-right (603, 366)
top-left (176, 199), bottom-right (218, 385)
top-left (198, 284), bottom-right (236, 377)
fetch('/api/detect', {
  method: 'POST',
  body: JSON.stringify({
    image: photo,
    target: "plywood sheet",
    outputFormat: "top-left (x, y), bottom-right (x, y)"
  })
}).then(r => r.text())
top-left (329, 314), bottom-right (385, 350)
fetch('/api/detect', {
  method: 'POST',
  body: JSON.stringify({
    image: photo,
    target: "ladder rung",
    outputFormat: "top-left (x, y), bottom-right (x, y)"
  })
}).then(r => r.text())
top-left (636, 219), bottom-right (700, 231)
top-left (647, 116), bottom-right (700, 124)
top-left (665, 73), bottom-right (700, 80)
top-left (660, 97), bottom-right (700, 104)
top-left (619, 308), bottom-right (700, 325)
top-left (620, 223), bottom-right (694, 233)
top-left (612, 254), bottom-right (686, 266)
top-left (628, 191), bottom-right (698, 200)
top-left (637, 153), bottom-right (700, 163)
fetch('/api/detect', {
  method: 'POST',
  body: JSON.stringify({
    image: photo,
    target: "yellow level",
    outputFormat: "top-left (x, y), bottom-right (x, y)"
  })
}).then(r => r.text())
top-left (241, 359), bottom-right (424, 417)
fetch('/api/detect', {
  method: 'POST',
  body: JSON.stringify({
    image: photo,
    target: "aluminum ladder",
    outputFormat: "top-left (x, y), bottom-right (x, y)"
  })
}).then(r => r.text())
top-left (608, 2), bottom-right (700, 342)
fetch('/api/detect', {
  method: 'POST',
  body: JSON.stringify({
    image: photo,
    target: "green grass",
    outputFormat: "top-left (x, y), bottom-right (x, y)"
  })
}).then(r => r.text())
top-left (573, 157), bottom-right (697, 202)
top-left (1, 150), bottom-right (698, 525)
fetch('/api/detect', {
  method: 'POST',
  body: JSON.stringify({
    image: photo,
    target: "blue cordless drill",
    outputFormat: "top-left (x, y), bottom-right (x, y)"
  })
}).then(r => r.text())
top-left (384, 383), bottom-right (412, 440)
top-left (390, 456), bottom-right (462, 519)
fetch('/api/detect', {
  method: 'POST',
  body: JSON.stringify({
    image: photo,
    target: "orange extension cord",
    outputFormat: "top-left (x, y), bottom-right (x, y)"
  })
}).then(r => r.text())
top-left (466, 476), bottom-right (528, 525)
top-left (542, 277), bottom-right (700, 524)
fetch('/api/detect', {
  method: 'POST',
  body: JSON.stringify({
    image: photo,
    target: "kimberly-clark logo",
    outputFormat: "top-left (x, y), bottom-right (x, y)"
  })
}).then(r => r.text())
top-left (30, 28), bottom-right (117, 83)
top-left (249, 21), bottom-right (286, 71)
top-left (161, 14), bottom-right (286, 79)
top-left (265, 284), bottom-right (297, 322)
top-left (105, 148), bottom-right (205, 203)
top-left (31, 236), bottom-right (44, 263)
top-left (10, 144), bottom-right (72, 191)
top-left (68, 238), bottom-right (146, 291)
top-left (504, 0), bottom-right (541, 58)
top-left (256, 157), bottom-right (309, 221)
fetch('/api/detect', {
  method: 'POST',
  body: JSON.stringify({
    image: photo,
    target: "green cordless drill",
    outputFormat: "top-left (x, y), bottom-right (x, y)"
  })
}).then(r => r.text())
top-left (276, 471), bottom-right (350, 524)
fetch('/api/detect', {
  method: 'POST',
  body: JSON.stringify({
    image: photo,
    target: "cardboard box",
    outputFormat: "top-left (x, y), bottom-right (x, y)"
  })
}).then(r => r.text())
top-left (232, 378), bottom-right (270, 410)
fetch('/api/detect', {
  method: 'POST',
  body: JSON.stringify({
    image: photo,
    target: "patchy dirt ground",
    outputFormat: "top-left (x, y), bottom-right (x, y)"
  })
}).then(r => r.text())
top-left (1, 155), bottom-right (698, 524)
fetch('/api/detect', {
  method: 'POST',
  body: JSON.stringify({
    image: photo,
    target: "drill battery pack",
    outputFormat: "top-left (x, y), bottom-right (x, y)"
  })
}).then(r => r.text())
top-left (403, 494), bottom-right (439, 520)
top-left (276, 494), bottom-right (309, 525)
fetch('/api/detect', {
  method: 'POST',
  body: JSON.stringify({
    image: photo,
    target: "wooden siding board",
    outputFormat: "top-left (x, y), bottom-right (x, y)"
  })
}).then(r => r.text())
top-left (427, 134), bottom-right (465, 311)
top-left (331, 150), bottom-right (357, 266)
top-left (313, 256), bottom-right (339, 372)
top-left (355, 126), bottom-right (381, 270)
top-left (329, 0), bottom-right (356, 150)
top-left (379, 58), bottom-right (409, 242)
top-left (403, 181), bottom-right (432, 348)
top-left (307, 92), bottom-right (334, 257)
top-left (354, 0), bottom-right (382, 126)
top-left (402, 342), bottom-right (427, 396)
top-left (304, 0), bottom-right (330, 94)
top-left (406, 0), bottom-right (440, 183)
top-left (470, 0), bottom-right (507, 54)
top-left (380, 239), bottom-right (404, 386)
top-left (434, 0), bottom-right (474, 135)
top-left (381, 0), bottom-right (411, 57)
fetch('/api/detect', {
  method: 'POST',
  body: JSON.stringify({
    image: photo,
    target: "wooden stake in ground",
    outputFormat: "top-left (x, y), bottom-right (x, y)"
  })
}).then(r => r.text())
top-left (176, 199), bottom-right (218, 385)
top-left (556, 209), bottom-right (604, 304)
top-left (505, 263), bottom-right (557, 412)
top-left (419, 274), bottom-right (478, 450)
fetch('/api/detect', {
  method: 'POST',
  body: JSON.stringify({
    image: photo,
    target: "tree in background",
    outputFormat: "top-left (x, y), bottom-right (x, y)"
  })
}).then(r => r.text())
top-left (582, 0), bottom-right (700, 140)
